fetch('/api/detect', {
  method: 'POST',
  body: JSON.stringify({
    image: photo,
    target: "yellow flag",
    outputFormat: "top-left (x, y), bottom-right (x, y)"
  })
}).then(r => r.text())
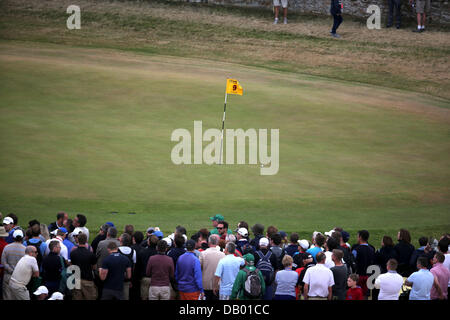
top-left (226, 79), bottom-right (243, 96)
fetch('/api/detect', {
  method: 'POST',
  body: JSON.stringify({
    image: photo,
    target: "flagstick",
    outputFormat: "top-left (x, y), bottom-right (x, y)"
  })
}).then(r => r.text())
top-left (219, 92), bottom-right (228, 165)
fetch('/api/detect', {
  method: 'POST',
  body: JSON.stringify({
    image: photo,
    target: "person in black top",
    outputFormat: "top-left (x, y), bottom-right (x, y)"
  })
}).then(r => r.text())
top-left (250, 224), bottom-right (265, 251)
top-left (48, 212), bottom-right (67, 233)
top-left (375, 235), bottom-right (398, 274)
top-left (330, 0), bottom-right (343, 38)
top-left (394, 229), bottom-right (415, 277)
top-left (42, 240), bottom-right (66, 296)
top-left (254, 237), bottom-right (278, 300)
top-left (387, 0), bottom-right (402, 28)
top-left (91, 224), bottom-right (109, 254)
top-left (409, 236), bottom-right (435, 271)
top-left (351, 230), bottom-right (375, 297)
top-left (167, 233), bottom-right (186, 266)
top-left (70, 233), bottom-right (98, 300)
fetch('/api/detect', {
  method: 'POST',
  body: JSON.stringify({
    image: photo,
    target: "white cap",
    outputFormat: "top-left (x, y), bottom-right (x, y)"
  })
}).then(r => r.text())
top-left (3, 217), bottom-right (13, 225)
top-left (298, 239), bottom-right (310, 250)
top-left (259, 237), bottom-right (269, 247)
top-left (33, 286), bottom-right (49, 296)
top-left (13, 229), bottom-right (24, 239)
top-left (324, 229), bottom-right (335, 237)
top-left (51, 229), bottom-right (58, 236)
top-left (236, 228), bottom-right (248, 237)
top-left (168, 233), bottom-right (175, 241)
top-left (162, 237), bottom-right (172, 247)
top-left (72, 227), bottom-right (83, 236)
top-left (312, 231), bottom-right (322, 239)
top-left (48, 292), bottom-right (64, 300)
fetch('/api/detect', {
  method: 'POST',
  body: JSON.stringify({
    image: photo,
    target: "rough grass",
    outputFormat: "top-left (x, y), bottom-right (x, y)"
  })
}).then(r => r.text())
top-left (1, 0), bottom-right (449, 99)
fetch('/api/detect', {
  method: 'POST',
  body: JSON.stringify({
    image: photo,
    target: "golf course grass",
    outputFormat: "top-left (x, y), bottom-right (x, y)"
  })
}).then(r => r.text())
top-left (0, 40), bottom-right (449, 246)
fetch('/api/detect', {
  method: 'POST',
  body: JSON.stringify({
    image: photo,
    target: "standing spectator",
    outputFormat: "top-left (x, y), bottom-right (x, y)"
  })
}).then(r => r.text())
top-left (45, 229), bottom-right (69, 262)
top-left (351, 230), bottom-right (375, 297)
top-left (303, 252), bottom-right (334, 300)
top-left (330, 0), bottom-right (343, 38)
top-left (285, 232), bottom-right (300, 257)
top-left (230, 253), bottom-right (265, 300)
top-left (69, 214), bottom-right (89, 243)
top-left (235, 228), bottom-right (253, 256)
top-left (3, 216), bottom-right (19, 244)
top-left (70, 233), bottom-right (97, 300)
top-left (8, 246), bottom-right (39, 300)
top-left (91, 224), bottom-right (110, 254)
top-left (124, 225), bottom-right (134, 237)
top-left (168, 233), bottom-right (186, 266)
top-left (209, 214), bottom-right (226, 235)
top-left (130, 231), bottom-right (144, 300)
top-left (437, 237), bottom-right (450, 298)
top-left (387, 0), bottom-right (402, 29)
top-left (330, 249), bottom-right (348, 300)
top-left (216, 221), bottom-right (229, 241)
top-left (0, 226), bottom-right (8, 297)
top-left (175, 240), bottom-right (204, 300)
top-left (146, 240), bottom-right (176, 300)
top-left (374, 259), bottom-right (404, 300)
top-left (266, 226), bottom-right (278, 240)
top-left (99, 241), bottom-right (132, 300)
top-left (405, 256), bottom-right (435, 300)
top-left (346, 274), bottom-right (364, 300)
top-left (273, 255), bottom-right (298, 300)
top-left (430, 252), bottom-right (450, 300)
top-left (137, 234), bottom-right (158, 300)
top-left (307, 232), bottom-right (325, 262)
top-left (411, 0), bottom-right (430, 32)
top-left (96, 227), bottom-right (120, 270)
top-left (23, 224), bottom-right (47, 269)
top-left (293, 239), bottom-right (313, 270)
top-left (199, 234), bottom-right (225, 300)
top-left (410, 237), bottom-right (435, 271)
top-left (269, 233), bottom-right (286, 270)
top-left (250, 224), bottom-right (265, 251)
top-left (41, 240), bottom-right (66, 295)
top-left (254, 237), bottom-right (278, 300)
top-left (1, 229), bottom-right (26, 300)
top-left (48, 212), bottom-right (67, 233)
top-left (214, 242), bottom-right (245, 300)
top-left (332, 231), bottom-right (354, 273)
top-left (118, 233), bottom-right (136, 300)
top-left (324, 237), bottom-right (339, 268)
top-left (375, 236), bottom-right (398, 274)
top-left (394, 228), bottom-right (415, 277)
top-left (61, 228), bottom-right (75, 254)
top-left (273, 0), bottom-right (288, 25)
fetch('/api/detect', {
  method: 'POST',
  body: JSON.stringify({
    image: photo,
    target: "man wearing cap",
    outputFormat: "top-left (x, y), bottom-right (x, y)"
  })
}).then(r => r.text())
top-left (235, 228), bottom-right (254, 256)
top-left (214, 242), bottom-right (245, 300)
top-left (176, 239), bottom-right (204, 300)
top-left (33, 285), bottom-right (49, 300)
top-left (293, 240), bottom-right (313, 270)
top-left (254, 237), bottom-right (278, 300)
top-left (9, 245), bottom-right (40, 300)
top-left (48, 291), bottom-right (64, 300)
top-left (3, 216), bottom-right (19, 244)
top-left (230, 253), bottom-right (265, 300)
top-left (200, 234), bottom-right (225, 300)
top-left (91, 223), bottom-right (110, 254)
top-left (1, 229), bottom-right (26, 299)
top-left (210, 215), bottom-right (232, 236)
top-left (45, 228), bottom-right (69, 262)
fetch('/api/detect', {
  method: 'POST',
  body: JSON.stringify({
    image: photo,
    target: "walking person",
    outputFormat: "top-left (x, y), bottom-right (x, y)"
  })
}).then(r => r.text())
top-left (387, 0), bottom-right (402, 28)
top-left (330, 0), bottom-right (343, 38)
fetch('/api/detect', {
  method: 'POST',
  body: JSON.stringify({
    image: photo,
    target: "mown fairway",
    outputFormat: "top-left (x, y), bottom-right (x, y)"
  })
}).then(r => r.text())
top-left (0, 0), bottom-right (449, 245)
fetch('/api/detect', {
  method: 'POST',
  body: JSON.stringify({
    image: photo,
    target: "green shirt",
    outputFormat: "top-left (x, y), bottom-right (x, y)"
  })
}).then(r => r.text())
top-left (230, 266), bottom-right (266, 300)
top-left (210, 228), bottom-right (233, 235)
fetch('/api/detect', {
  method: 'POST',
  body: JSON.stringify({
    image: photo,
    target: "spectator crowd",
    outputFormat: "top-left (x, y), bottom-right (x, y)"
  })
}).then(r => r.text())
top-left (0, 212), bottom-right (448, 301)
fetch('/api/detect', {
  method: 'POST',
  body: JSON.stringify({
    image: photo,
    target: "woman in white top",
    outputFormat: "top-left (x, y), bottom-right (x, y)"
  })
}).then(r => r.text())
top-left (274, 255), bottom-right (299, 300)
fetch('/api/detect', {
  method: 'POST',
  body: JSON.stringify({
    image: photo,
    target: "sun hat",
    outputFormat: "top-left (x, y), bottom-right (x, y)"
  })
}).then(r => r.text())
top-left (48, 292), bottom-right (64, 300)
top-left (33, 286), bottom-right (49, 296)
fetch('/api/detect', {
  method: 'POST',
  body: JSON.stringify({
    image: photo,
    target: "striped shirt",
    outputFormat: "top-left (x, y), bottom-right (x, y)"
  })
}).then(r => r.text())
top-left (1, 242), bottom-right (26, 275)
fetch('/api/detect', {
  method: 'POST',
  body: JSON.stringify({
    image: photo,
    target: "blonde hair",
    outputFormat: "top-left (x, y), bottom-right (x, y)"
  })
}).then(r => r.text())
top-left (282, 254), bottom-right (293, 268)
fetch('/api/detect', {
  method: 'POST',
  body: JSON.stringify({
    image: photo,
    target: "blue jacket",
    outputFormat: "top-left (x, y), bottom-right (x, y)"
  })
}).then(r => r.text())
top-left (175, 252), bottom-right (203, 293)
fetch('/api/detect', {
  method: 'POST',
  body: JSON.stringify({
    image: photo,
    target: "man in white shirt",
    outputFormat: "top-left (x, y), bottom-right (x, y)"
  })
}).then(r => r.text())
top-left (375, 258), bottom-right (404, 300)
top-left (45, 229), bottom-right (69, 261)
top-left (9, 246), bottom-right (40, 300)
top-left (303, 252), bottom-right (334, 300)
top-left (200, 234), bottom-right (225, 300)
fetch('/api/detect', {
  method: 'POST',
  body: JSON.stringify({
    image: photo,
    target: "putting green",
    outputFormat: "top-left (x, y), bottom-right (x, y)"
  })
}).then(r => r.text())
top-left (0, 41), bottom-right (449, 242)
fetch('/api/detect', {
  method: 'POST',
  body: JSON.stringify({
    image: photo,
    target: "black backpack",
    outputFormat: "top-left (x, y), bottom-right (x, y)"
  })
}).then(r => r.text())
top-left (243, 268), bottom-right (262, 299)
top-left (26, 240), bottom-right (43, 267)
top-left (256, 250), bottom-right (275, 285)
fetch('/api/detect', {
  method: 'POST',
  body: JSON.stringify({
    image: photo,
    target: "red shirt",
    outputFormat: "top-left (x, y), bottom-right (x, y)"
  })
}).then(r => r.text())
top-left (346, 287), bottom-right (364, 300)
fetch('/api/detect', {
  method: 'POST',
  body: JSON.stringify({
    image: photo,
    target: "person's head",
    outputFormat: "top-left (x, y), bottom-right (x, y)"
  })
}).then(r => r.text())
top-left (30, 224), bottom-right (41, 238)
top-left (217, 221), bottom-right (228, 236)
top-left (236, 228), bottom-right (248, 240)
top-left (297, 239), bottom-right (310, 252)
top-left (331, 231), bottom-right (342, 245)
top-left (64, 219), bottom-right (73, 232)
top-left (347, 274), bottom-right (359, 288)
top-left (433, 252), bottom-right (445, 265)
top-left (398, 229), bottom-right (411, 243)
top-left (418, 236), bottom-right (429, 247)
top-left (331, 249), bottom-right (344, 264)
top-left (437, 238), bottom-right (449, 254)
top-left (185, 240), bottom-right (196, 252)
top-left (28, 219), bottom-right (40, 228)
top-left (132, 231), bottom-right (144, 245)
top-left (266, 226), bottom-right (278, 239)
top-left (382, 235), bottom-right (394, 248)
top-left (13, 229), bottom-right (24, 242)
top-left (120, 233), bottom-right (132, 247)
top-left (386, 258), bottom-right (398, 271)
top-left (157, 239), bottom-right (167, 254)
top-left (271, 233), bottom-right (282, 247)
top-left (259, 237), bottom-right (269, 249)
top-left (316, 251), bottom-right (326, 264)
top-left (326, 237), bottom-right (339, 251)
top-left (243, 253), bottom-right (255, 266)
top-left (357, 230), bottom-right (370, 244)
top-left (40, 224), bottom-right (50, 241)
top-left (416, 256), bottom-right (428, 269)
top-left (56, 228), bottom-right (67, 239)
top-left (124, 225), bottom-right (134, 236)
top-left (290, 232), bottom-right (299, 245)
top-left (225, 234), bottom-right (236, 244)
top-left (100, 224), bottom-right (110, 235)
top-left (148, 234), bottom-right (159, 248)
top-left (282, 254), bottom-right (293, 269)
top-left (107, 241), bottom-right (118, 253)
top-left (208, 234), bottom-right (220, 247)
top-left (25, 245), bottom-right (38, 258)
top-left (33, 286), bottom-right (49, 300)
top-left (237, 221), bottom-right (249, 232)
top-left (210, 215), bottom-right (224, 228)
top-left (315, 233), bottom-right (326, 247)
top-left (77, 233), bottom-right (87, 246)
top-left (3, 216), bottom-right (14, 232)
top-left (107, 227), bottom-right (118, 239)
top-left (251, 224), bottom-right (264, 237)
top-left (225, 242), bottom-right (236, 255)
top-left (174, 233), bottom-right (185, 248)
top-left (56, 212), bottom-right (67, 224)
top-left (49, 240), bottom-right (61, 254)
top-left (7, 213), bottom-right (18, 226)
top-left (175, 225), bottom-right (187, 236)
top-left (73, 214), bottom-right (87, 228)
